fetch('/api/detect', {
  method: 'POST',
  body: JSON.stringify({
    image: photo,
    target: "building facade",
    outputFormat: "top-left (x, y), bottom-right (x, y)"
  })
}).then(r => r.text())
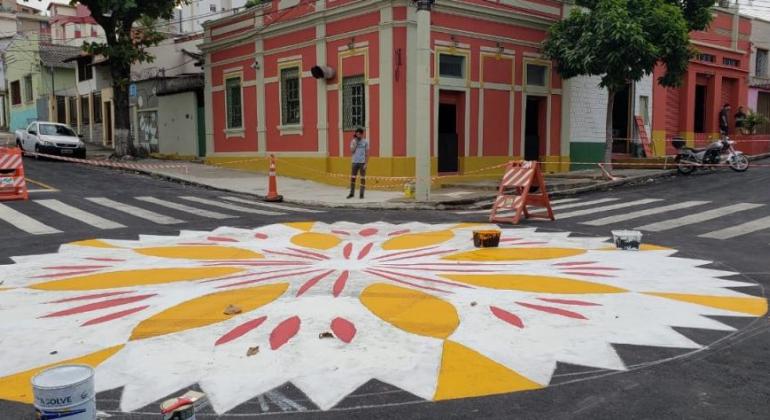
top-left (652, 6), bottom-right (753, 155)
top-left (749, 17), bottom-right (770, 135)
top-left (201, 0), bottom-right (567, 183)
top-left (179, 0), bottom-right (248, 34)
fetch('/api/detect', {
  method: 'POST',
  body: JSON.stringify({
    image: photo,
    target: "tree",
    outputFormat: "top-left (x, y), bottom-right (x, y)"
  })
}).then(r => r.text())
top-left (245, 0), bottom-right (270, 8)
top-left (73, 0), bottom-right (187, 157)
top-left (543, 0), bottom-right (707, 164)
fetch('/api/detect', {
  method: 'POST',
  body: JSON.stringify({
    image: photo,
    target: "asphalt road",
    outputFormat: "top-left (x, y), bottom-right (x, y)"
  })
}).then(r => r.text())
top-left (1, 157), bottom-right (769, 419)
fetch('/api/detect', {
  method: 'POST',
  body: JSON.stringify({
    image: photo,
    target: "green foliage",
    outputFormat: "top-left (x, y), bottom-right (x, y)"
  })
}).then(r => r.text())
top-left (742, 111), bottom-right (770, 134)
top-left (245, 0), bottom-right (269, 7)
top-left (72, 0), bottom-right (187, 82)
top-left (577, 0), bottom-right (713, 31)
top-left (543, 0), bottom-right (692, 93)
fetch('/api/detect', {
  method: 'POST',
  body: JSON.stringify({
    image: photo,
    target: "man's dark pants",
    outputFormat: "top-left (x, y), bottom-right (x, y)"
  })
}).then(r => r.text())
top-left (350, 163), bottom-right (366, 197)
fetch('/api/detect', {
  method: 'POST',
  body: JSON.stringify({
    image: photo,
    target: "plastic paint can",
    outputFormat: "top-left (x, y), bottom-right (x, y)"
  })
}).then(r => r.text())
top-left (32, 364), bottom-right (96, 420)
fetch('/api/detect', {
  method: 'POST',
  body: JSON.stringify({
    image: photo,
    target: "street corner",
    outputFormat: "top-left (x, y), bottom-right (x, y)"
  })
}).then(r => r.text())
top-left (0, 222), bottom-right (766, 415)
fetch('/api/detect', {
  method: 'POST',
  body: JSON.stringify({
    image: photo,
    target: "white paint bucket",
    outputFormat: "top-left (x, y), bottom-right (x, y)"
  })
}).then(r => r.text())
top-left (612, 230), bottom-right (643, 251)
top-left (31, 364), bottom-right (96, 420)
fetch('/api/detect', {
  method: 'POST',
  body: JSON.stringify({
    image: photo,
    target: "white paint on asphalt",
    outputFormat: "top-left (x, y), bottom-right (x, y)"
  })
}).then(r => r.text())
top-left (86, 197), bottom-right (184, 225)
top-left (699, 215), bottom-right (770, 240)
top-left (221, 196), bottom-right (324, 213)
top-left (582, 201), bottom-right (710, 226)
top-left (556, 199), bottom-right (663, 220)
top-left (551, 198), bottom-right (619, 211)
top-left (0, 203), bottom-right (61, 235)
top-left (455, 198), bottom-right (583, 215)
top-left (180, 196), bottom-right (283, 216)
top-left (136, 196), bottom-right (235, 220)
top-left (36, 199), bottom-right (126, 230)
top-left (637, 203), bottom-right (765, 232)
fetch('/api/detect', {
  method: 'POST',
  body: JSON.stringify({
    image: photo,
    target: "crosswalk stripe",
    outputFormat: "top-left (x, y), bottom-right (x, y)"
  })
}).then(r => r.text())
top-left (636, 203), bottom-right (765, 232)
top-left (35, 199), bottom-right (126, 230)
top-left (0, 203), bottom-right (61, 235)
top-left (221, 196), bottom-right (324, 213)
top-left (179, 196), bottom-right (283, 216)
top-left (556, 199), bottom-right (663, 220)
top-left (86, 197), bottom-right (184, 225)
top-left (136, 197), bottom-right (235, 220)
top-left (550, 198), bottom-right (581, 205)
top-left (699, 215), bottom-right (770, 240)
top-left (551, 198), bottom-right (619, 211)
top-left (581, 201), bottom-right (710, 226)
top-left (455, 208), bottom-right (493, 215)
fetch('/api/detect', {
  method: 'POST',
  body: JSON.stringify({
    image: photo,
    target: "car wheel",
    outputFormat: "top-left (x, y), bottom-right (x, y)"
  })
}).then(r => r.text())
top-left (34, 144), bottom-right (41, 160)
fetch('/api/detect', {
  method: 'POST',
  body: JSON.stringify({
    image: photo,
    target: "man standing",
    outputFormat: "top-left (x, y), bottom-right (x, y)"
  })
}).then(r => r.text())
top-left (735, 105), bottom-right (747, 134)
top-left (719, 103), bottom-right (731, 136)
top-left (348, 128), bottom-right (369, 199)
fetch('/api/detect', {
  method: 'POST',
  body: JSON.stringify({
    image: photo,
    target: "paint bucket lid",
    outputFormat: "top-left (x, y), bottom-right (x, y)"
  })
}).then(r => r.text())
top-left (32, 365), bottom-right (94, 389)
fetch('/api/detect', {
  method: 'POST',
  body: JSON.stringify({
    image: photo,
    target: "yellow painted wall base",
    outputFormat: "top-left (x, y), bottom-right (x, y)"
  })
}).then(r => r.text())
top-left (206, 155), bottom-right (571, 190)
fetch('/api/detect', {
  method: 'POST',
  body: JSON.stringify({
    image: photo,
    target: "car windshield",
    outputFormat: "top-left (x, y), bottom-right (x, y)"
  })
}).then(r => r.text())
top-left (39, 124), bottom-right (76, 137)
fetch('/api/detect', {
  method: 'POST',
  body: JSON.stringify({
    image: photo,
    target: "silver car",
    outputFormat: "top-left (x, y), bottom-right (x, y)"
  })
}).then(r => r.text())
top-left (16, 122), bottom-right (86, 159)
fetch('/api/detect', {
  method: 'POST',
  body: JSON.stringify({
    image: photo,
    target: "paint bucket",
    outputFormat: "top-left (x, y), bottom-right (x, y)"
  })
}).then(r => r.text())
top-left (612, 230), bottom-right (643, 250)
top-left (403, 181), bottom-right (415, 198)
top-left (160, 391), bottom-right (207, 420)
top-left (473, 230), bottom-right (501, 248)
top-left (31, 364), bottom-right (96, 420)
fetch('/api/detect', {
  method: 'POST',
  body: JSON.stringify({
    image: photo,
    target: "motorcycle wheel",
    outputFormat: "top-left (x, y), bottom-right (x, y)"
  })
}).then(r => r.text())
top-left (676, 157), bottom-right (696, 175)
top-left (728, 154), bottom-right (749, 172)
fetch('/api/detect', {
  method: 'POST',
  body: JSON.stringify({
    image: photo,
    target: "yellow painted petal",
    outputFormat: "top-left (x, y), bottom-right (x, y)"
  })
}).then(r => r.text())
top-left (0, 345), bottom-right (123, 403)
top-left (441, 274), bottom-right (626, 294)
top-left (130, 283), bottom-right (288, 341)
top-left (135, 246), bottom-right (263, 260)
top-left (284, 222), bottom-right (315, 232)
top-left (434, 340), bottom-right (542, 400)
top-left (68, 239), bottom-right (118, 248)
top-left (444, 248), bottom-right (585, 261)
top-left (646, 293), bottom-right (768, 316)
top-left (31, 267), bottom-right (244, 291)
top-left (360, 283), bottom-right (458, 339)
top-left (452, 223), bottom-right (487, 229)
top-left (381, 230), bottom-right (454, 251)
top-left (291, 232), bottom-right (342, 250)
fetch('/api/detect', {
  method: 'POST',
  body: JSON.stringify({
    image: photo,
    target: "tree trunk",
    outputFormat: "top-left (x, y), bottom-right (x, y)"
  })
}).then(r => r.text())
top-left (604, 88), bottom-right (615, 167)
top-left (110, 64), bottom-right (135, 157)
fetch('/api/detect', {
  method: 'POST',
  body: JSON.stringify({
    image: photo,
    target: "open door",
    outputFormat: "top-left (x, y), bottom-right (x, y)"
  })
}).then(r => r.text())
top-left (104, 101), bottom-right (113, 147)
top-left (438, 103), bottom-right (459, 173)
top-left (524, 96), bottom-right (546, 161)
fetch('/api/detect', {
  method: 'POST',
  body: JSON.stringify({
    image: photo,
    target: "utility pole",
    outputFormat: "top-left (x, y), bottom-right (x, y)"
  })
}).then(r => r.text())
top-left (414, 0), bottom-right (433, 201)
top-left (50, 65), bottom-right (55, 121)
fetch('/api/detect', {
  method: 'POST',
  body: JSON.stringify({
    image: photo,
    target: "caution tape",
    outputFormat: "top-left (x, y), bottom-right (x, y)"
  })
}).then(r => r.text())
top-left (27, 152), bottom-right (190, 173)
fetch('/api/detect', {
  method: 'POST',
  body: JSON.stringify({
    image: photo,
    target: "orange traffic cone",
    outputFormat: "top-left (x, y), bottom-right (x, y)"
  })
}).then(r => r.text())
top-left (265, 154), bottom-right (283, 202)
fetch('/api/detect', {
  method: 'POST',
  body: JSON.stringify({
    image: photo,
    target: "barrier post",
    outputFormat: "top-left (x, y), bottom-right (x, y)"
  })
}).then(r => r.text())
top-left (265, 154), bottom-right (283, 203)
top-left (0, 147), bottom-right (29, 202)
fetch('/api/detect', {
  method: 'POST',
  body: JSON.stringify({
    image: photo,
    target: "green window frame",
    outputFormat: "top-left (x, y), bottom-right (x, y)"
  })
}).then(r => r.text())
top-left (342, 75), bottom-right (366, 130)
top-left (225, 76), bottom-right (243, 129)
top-left (280, 67), bottom-right (301, 125)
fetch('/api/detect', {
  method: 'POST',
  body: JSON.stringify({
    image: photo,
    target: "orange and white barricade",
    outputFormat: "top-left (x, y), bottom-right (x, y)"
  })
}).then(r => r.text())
top-left (489, 160), bottom-right (554, 225)
top-left (0, 147), bottom-right (28, 202)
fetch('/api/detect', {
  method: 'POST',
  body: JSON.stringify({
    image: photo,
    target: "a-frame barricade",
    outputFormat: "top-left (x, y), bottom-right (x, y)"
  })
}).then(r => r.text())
top-left (489, 160), bottom-right (554, 225)
top-left (0, 147), bottom-right (28, 202)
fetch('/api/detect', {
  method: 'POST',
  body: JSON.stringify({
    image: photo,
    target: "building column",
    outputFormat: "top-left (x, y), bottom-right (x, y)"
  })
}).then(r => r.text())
top-left (204, 52), bottom-right (215, 156)
top-left (414, 0), bottom-right (432, 201)
top-left (315, 23), bottom-right (328, 155)
top-left (378, 4), bottom-right (394, 158)
top-left (679, 71), bottom-right (696, 144)
top-left (560, 78), bottom-right (572, 170)
top-left (256, 39), bottom-right (267, 155)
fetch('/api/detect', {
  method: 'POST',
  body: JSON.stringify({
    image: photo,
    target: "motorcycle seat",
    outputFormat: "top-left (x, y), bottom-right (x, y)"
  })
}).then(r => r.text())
top-left (683, 147), bottom-right (707, 153)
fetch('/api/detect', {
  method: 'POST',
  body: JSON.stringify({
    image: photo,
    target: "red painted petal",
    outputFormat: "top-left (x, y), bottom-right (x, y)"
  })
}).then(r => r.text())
top-left (270, 316), bottom-right (301, 350)
top-left (215, 316), bottom-right (267, 346)
top-left (490, 306), bottom-right (524, 328)
top-left (343, 243), bottom-right (353, 259)
top-left (561, 266), bottom-right (620, 271)
top-left (33, 269), bottom-right (102, 279)
top-left (357, 243), bottom-right (374, 260)
top-left (331, 318), bottom-right (356, 343)
top-left (44, 265), bottom-right (110, 270)
top-left (387, 229), bottom-right (410, 236)
top-left (254, 233), bottom-right (269, 239)
top-left (207, 236), bottom-right (238, 242)
top-left (378, 249), bottom-right (458, 262)
top-left (359, 228), bottom-right (378, 237)
top-left (332, 230), bottom-right (350, 236)
top-left (50, 291), bottom-right (134, 304)
top-left (553, 261), bottom-right (597, 266)
top-left (363, 269), bottom-right (451, 294)
top-left (81, 305), bottom-right (149, 326)
top-left (85, 258), bottom-right (125, 262)
top-left (371, 246), bottom-right (439, 261)
top-left (287, 247), bottom-right (330, 260)
top-left (296, 270), bottom-right (335, 297)
top-left (560, 271), bottom-right (616, 278)
top-left (42, 294), bottom-right (156, 318)
top-left (217, 268), bottom-right (324, 289)
top-left (516, 302), bottom-right (587, 319)
top-left (538, 298), bottom-right (601, 306)
top-left (333, 271), bottom-right (349, 297)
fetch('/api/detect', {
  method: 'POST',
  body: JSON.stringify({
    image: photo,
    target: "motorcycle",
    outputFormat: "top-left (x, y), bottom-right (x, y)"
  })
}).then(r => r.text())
top-left (673, 136), bottom-right (749, 175)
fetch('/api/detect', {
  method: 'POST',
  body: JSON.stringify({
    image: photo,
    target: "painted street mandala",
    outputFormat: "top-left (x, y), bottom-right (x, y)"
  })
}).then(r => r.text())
top-left (0, 222), bottom-right (766, 413)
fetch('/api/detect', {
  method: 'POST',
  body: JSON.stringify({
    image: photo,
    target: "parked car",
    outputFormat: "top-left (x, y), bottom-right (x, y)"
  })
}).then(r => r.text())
top-left (15, 122), bottom-right (86, 159)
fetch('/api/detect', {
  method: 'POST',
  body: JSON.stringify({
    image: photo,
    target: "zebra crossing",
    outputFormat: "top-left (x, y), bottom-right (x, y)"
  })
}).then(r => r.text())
top-left (0, 195), bottom-right (324, 236)
top-left (453, 196), bottom-right (770, 241)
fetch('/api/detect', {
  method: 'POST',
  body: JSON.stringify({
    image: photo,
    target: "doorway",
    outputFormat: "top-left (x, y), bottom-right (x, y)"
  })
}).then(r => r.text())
top-left (758, 92), bottom-right (770, 134)
top-left (694, 85), bottom-right (706, 133)
top-left (611, 84), bottom-right (632, 154)
top-left (438, 91), bottom-right (464, 173)
top-left (104, 102), bottom-right (113, 147)
top-left (524, 96), bottom-right (546, 161)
